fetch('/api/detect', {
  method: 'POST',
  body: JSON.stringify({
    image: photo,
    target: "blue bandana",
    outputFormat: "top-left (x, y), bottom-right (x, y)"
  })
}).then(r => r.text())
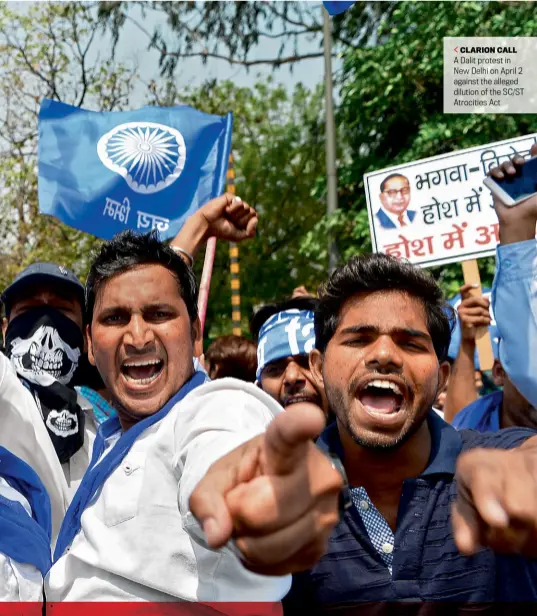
top-left (256, 309), bottom-right (316, 380)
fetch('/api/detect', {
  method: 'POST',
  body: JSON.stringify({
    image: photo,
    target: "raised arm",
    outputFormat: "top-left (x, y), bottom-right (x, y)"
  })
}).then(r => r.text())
top-left (489, 144), bottom-right (537, 407)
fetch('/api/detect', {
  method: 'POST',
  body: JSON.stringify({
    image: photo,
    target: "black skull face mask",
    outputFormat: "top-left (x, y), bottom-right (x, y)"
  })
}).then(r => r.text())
top-left (5, 307), bottom-right (85, 464)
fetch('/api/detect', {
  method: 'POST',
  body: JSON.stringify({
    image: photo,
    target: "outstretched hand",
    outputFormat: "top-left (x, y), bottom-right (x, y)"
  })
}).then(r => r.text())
top-left (453, 440), bottom-right (537, 559)
top-left (189, 404), bottom-right (343, 576)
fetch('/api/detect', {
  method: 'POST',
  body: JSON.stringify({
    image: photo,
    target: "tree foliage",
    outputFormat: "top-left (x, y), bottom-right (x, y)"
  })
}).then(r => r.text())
top-left (319, 0), bottom-right (537, 296)
top-left (97, 1), bottom-right (394, 74)
top-left (0, 2), bottom-right (136, 292)
top-left (149, 78), bottom-right (328, 337)
top-left (2, 0), bottom-right (536, 337)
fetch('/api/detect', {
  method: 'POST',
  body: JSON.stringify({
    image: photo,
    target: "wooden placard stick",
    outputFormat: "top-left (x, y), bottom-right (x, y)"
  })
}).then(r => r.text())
top-left (461, 259), bottom-right (494, 371)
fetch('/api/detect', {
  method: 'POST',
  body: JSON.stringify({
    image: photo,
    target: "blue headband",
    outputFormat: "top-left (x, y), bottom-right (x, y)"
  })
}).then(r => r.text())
top-left (256, 309), bottom-right (316, 380)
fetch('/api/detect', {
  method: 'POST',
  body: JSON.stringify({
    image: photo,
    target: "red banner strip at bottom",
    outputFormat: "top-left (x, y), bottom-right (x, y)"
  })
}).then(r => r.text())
top-left (44, 604), bottom-right (282, 616)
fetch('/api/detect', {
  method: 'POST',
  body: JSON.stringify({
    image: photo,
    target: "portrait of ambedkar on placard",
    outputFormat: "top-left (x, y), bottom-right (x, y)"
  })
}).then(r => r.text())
top-left (376, 173), bottom-right (416, 229)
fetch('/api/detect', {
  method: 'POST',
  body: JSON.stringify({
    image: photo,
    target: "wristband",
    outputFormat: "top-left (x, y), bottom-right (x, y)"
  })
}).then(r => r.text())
top-left (170, 245), bottom-right (194, 266)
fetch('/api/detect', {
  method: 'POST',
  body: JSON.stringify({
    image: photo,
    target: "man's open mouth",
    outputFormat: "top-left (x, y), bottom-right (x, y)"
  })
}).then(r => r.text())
top-left (121, 359), bottom-right (164, 385)
top-left (357, 379), bottom-right (405, 416)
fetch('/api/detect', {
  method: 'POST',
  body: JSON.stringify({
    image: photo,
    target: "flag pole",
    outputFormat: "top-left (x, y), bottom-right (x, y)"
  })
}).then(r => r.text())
top-left (197, 237), bottom-right (216, 337)
top-left (323, 6), bottom-right (339, 273)
top-left (226, 153), bottom-right (242, 335)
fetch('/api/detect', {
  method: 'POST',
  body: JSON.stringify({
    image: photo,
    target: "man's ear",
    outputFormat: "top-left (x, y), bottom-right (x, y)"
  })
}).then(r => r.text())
top-left (86, 324), bottom-right (96, 367)
top-left (492, 358), bottom-right (505, 387)
top-left (1, 317), bottom-right (7, 341)
top-left (309, 348), bottom-right (324, 390)
top-left (191, 317), bottom-right (202, 358)
top-left (437, 361), bottom-right (451, 397)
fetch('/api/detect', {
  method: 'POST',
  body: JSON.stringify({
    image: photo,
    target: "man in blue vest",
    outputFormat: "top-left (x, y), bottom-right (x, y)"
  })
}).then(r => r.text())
top-left (376, 173), bottom-right (416, 229)
top-left (283, 252), bottom-right (537, 608)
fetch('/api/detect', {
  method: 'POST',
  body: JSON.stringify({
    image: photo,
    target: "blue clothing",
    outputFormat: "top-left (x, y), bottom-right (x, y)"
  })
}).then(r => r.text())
top-left (492, 239), bottom-right (537, 408)
top-left (76, 386), bottom-right (117, 424)
top-left (0, 447), bottom-right (52, 576)
top-left (376, 208), bottom-right (416, 229)
top-left (451, 391), bottom-right (503, 432)
top-left (256, 309), bottom-right (315, 380)
top-left (284, 413), bottom-right (537, 608)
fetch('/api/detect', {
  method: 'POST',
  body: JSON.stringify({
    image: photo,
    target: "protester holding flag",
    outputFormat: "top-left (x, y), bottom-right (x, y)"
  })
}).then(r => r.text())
top-left (46, 230), bottom-right (342, 601)
top-left (490, 143), bottom-right (537, 409)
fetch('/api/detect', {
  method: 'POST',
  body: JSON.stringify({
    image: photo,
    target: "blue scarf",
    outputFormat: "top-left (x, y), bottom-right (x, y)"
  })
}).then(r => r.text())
top-left (54, 369), bottom-right (208, 561)
top-left (451, 391), bottom-right (503, 432)
top-left (0, 447), bottom-right (52, 576)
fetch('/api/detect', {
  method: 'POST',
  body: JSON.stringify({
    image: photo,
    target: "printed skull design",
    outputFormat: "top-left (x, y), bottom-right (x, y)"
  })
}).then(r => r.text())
top-left (9, 325), bottom-right (81, 386)
top-left (46, 409), bottom-right (79, 437)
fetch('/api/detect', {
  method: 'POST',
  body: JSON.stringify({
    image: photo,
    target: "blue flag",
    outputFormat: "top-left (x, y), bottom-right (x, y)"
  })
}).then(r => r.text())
top-left (323, 1), bottom-right (356, 15)
top-left (38, 99), bottom-right (233, 241)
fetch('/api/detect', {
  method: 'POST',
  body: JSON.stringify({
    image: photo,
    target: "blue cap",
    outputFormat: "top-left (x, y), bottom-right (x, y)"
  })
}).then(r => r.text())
top-left (2, 262), bottom-right (84, 312)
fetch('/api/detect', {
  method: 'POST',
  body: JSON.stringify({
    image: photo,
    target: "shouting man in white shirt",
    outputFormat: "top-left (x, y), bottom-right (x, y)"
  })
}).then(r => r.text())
top-left (47, 222), bottom-right (342, 602)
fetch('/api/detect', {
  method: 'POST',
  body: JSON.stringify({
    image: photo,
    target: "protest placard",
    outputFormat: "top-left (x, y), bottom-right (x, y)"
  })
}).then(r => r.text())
top-left (364, 133), bottom-right (537, 268)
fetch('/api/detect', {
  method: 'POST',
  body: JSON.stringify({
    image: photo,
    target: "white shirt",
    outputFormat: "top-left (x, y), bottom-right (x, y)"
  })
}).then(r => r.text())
top-left (0, 478), bottom-right (44, 601)
top-left (46, 378), bottom-right (291, 602)
top-left (0, 351), bottom-right (97, 544)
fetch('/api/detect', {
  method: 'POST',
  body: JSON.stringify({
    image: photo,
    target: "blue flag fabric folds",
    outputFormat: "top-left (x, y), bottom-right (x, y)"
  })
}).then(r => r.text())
top-left (38, 99), bottom-right (233, 241)
top-left (0, 446), bottom-right (52, 575)
top-left (323, 1), bottom-right (356, 15)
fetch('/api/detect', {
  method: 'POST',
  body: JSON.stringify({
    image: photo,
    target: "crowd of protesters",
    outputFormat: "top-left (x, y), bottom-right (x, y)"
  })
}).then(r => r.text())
top-left (0, 148), bottom-right (537, 610)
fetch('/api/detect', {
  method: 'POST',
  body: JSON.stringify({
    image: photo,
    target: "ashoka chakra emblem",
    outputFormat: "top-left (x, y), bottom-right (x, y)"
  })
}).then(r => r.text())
top-left (97, 121), bottom-right (186, 194)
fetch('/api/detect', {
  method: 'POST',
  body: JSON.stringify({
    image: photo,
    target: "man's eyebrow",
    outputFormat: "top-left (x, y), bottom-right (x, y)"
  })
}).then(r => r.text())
top-left (339, 325), bottom-right (431, 341)
top-left (340, 325), bottom-right (379, 336)
top-left (96, 302), bottom-right (177, 315)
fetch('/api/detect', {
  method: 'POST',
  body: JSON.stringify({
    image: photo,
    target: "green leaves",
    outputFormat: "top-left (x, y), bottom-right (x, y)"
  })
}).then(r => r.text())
top-left (332, 0), bottom-right (537, 294)
top-left (0, 3), bottom-right (135, 294)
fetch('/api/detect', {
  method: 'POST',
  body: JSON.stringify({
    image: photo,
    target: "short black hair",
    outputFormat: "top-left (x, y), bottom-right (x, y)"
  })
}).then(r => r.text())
top-left (205, 335), bottom-right (257, 382)
top-left (315, 253), bottom-right (454, 360)
top-left (85, 230), bottom-right (198, 325)
top-left (250, 296), bottom-right (319, 341)
top-left (380, 173), bottom-right (409, 192)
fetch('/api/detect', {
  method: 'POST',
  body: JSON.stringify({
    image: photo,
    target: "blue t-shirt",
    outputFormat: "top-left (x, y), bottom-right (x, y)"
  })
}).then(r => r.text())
top-left (284, 412), bottom-right (537, 608)
top-left (451, 391), bottom-right (502, 432)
